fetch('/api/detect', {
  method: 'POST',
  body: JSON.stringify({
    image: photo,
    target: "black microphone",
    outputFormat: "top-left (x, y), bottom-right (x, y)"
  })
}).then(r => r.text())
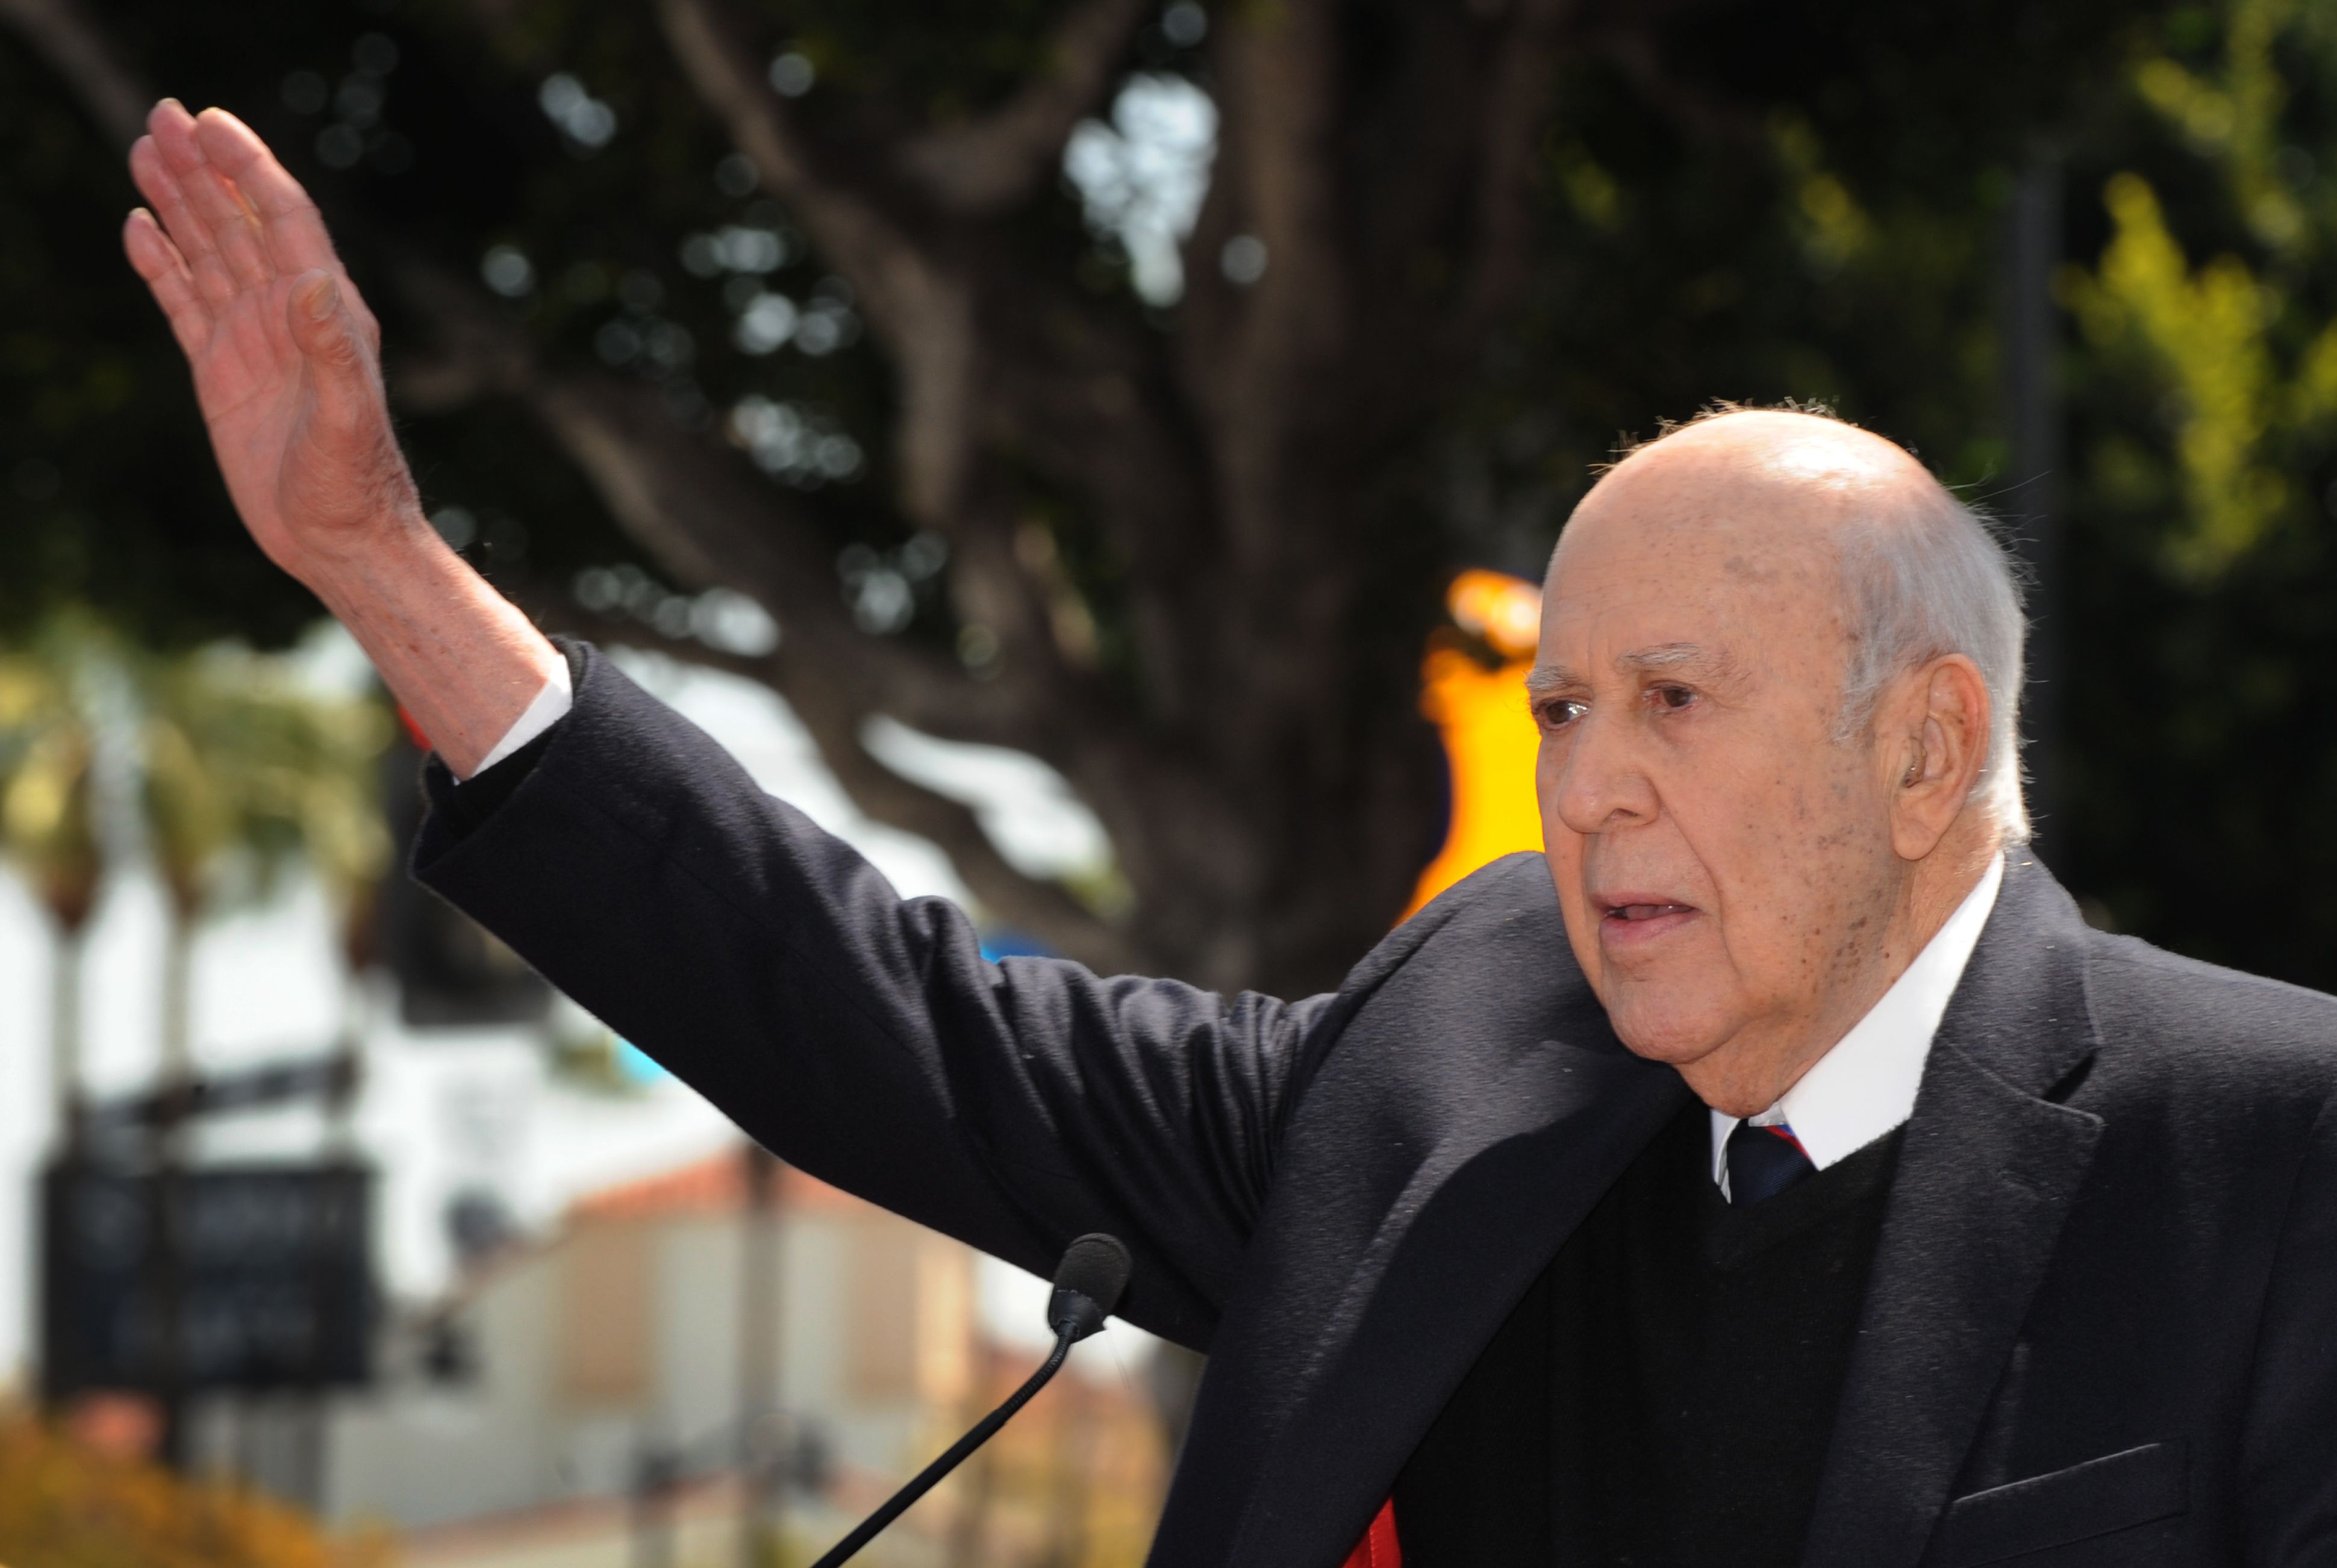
top-left (808, 1233), bottom-right (1132, 1568)
top-left (1046, 1231), bottom-right (1133, 1341)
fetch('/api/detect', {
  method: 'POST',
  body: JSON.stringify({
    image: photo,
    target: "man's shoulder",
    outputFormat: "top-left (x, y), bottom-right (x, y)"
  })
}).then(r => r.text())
top-left (1299, 852), bottom-right (1595, 1077)
top-left (2082, 926), bottom-right (2337, 1087)
top-left (1359, 852), bottom-right (1571, 985)
top-left (1410, 851), bottom-right (1561, 930)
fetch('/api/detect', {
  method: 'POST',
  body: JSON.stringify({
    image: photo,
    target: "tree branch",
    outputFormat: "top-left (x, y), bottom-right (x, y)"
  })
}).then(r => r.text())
top-left (0, 0), bottom-right (151, 146)
top-left (390, 256), bottom-right (1144, 969)
top-left (647, 0), bottom-right (1179, 737)
top-left (1574, 5), bottom-right (1767, 147)
top-left (387, 259), bottom-right (1088, 752)
top-left (1188, 0), bottom-right (1352, 485)
top-left (1452, 0), bottom-right (1576, 343)
top-left (528, 596), bottom-right (1141, 975)
top-left (895, 0), bottom-right (1151, 216)
top-left (655, 0), bottom-right (984, 526)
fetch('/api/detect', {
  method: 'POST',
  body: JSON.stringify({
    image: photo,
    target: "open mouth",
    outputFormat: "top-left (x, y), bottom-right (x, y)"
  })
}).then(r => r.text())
top-left (1604, 902), bottom-right (1694, 924)
top-left (1592, 895), bottom-right (1700, 944)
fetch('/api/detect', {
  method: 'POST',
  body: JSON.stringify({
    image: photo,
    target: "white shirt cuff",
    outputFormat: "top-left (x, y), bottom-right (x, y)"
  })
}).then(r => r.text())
top-left (468, 656), bottom-right (573, 777)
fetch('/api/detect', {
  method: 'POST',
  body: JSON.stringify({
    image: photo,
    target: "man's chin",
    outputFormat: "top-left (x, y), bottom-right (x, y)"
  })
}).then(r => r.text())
top-left (1603, 999), bottom-right (1733, 1069)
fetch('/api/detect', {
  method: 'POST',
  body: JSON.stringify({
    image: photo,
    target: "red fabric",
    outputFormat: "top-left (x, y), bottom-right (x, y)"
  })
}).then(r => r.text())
top-left (1763, 1122), bottom-right (1812, 1160)
top-left (1341, 1499), bottom-right (1401, 1568)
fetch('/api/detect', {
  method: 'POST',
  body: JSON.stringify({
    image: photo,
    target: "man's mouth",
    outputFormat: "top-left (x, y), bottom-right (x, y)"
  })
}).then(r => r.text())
top-left (1604, 902), bottom-right (1694, 922)
top-left (1592, 894), bottom-right (1700, 944)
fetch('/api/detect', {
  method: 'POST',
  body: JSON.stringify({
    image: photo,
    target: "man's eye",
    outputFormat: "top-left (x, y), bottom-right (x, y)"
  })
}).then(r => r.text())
top-left (1538, 699), bottom-right (1587, 728)
top-left (1650, 684), bottom-right (1695, 711)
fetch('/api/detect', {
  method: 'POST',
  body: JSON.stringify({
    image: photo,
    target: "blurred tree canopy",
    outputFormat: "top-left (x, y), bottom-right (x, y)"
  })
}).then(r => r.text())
top-left (9, 0), bottom-right (2337, 992)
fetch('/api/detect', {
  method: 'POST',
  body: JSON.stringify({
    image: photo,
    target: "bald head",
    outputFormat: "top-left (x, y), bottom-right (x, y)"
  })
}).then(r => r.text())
top-left (1528, 406), bottom-right (2025, 1113)
top-left (1555, 410), bottom-right (1961, 618)
top-left (1596, 406), bottom-right (1942, 505)
top-left (1551, 408), bottom-right (2027, 839)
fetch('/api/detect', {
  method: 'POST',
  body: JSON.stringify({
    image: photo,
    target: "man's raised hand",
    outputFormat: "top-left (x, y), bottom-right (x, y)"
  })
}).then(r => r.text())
top-left (119, 100), bottom-right (563, 778)
top-left (123, 100), bottom-right (420, 579)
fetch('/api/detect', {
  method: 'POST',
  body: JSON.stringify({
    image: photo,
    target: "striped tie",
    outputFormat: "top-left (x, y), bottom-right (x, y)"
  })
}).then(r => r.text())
top-left (1726, 1121), bottom-right (1815, 1206)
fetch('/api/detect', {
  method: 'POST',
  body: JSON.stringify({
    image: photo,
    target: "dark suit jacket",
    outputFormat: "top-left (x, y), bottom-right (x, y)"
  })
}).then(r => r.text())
top-left (416, 645), bottom-right (2337, 1567)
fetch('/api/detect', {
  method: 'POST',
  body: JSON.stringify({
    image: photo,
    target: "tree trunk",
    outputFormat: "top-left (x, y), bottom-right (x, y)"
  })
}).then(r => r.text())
top-left (49, 922), bottom-right (84, 1156)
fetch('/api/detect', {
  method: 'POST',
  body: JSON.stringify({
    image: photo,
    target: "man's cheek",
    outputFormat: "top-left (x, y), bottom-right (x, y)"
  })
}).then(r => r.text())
top-left (1546, 870), bottom-right (1603, 982)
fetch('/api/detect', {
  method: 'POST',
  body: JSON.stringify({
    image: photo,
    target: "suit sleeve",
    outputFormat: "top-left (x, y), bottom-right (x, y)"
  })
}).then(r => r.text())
top-left (2240, 1089), bottom-right (2337, 1561)
top-left (411, 644), bottom-right (1326, 1348)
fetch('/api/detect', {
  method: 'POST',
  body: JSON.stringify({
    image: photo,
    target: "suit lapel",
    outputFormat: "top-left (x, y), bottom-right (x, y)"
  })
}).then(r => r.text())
top-left (1802, 856), bottom-right (2106, 1568)
top-left (1220, 1031), bottom-right (1687, 1568)
top-left (1153, 854), bottom-right (2105, 1568)
top-left (1144, 856), bottom-right (1688, 1568)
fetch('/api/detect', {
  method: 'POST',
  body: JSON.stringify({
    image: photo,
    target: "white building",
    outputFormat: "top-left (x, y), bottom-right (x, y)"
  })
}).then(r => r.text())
top-left (307, 1148), bottom-right (986, 1565)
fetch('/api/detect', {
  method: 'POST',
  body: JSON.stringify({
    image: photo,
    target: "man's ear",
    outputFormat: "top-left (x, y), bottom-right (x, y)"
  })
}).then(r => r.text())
top-left (1888, 654), bottom-right (1989, 862)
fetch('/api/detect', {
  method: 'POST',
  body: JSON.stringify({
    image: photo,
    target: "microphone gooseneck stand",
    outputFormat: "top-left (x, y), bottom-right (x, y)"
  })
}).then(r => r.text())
top-left (805, 1327), bottom-right (1075, 1568)
top-left (807, 1232), bottom-right (1132, 1568)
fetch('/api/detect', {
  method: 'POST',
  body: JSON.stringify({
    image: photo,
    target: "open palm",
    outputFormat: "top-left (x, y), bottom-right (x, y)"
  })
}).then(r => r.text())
top-left (123, 102), bottom-right (417, 576)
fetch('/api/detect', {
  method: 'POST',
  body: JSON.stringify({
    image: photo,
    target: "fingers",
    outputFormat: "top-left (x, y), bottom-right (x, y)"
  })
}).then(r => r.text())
top-left (193, 108), bottom-right (345, 284)
top-left (148, 102), bottom-right (274, 292)
top-left (172, 105), bottom-right (385, 354)
top-left (122, 208), bottom-right (213, 358)
top-left (129, 125), bottom-right (239, 308)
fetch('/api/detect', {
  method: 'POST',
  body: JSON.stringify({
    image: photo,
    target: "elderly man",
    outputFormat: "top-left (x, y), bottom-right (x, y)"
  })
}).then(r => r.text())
top-left (124, 102), bottom-right (2337, 1567)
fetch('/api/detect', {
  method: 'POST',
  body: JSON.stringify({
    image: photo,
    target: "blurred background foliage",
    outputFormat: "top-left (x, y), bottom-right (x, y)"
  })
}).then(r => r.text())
top-left (0, 1412), bottom-right (387, 1568)
top-left (8, 0), bottom-right (2337, 985)
top-left (135, 647), bottom-right (392, 927)
top-left (0, 630), bottom-right (102, 937)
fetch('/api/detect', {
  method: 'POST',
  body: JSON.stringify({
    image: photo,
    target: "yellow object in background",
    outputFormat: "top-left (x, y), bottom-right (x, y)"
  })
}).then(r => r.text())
top-left (1403, 570), bottom-right (1547, 919)
top-left (0, 1414), bottom-right (384, 1568)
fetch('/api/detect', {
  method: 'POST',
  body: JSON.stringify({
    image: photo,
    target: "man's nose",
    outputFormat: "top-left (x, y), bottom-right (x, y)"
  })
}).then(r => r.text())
top-left (1544, 709), bottom-right (1658, 835)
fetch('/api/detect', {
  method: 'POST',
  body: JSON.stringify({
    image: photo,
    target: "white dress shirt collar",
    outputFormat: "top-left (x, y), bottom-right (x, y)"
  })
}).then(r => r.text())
top-left (1710, 852), bottom-right (2005, 1195)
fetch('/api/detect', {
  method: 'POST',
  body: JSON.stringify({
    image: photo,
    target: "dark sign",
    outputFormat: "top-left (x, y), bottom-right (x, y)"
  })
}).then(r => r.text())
top-left (42, 1162), bottom-right (375, 1395)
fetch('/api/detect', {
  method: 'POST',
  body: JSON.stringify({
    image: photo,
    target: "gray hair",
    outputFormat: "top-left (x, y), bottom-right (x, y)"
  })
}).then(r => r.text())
top-left (1833, 482), bottom-right (2030, 843)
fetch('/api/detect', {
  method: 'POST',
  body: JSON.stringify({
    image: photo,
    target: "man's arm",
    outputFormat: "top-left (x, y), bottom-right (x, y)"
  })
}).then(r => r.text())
top-left (120, 100), bottom-right (557, 774)
top-left (417, 644), bottom-right (1325, 1344)
top-left (122, 104), bottom-right (1325, 1340)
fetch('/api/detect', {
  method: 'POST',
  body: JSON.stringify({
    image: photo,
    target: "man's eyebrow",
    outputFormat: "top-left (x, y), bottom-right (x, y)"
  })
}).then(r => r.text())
top-left (1618, 641), bottom-right (1720, 673)
top-left (1525, 644), bottom-right (1746, 693)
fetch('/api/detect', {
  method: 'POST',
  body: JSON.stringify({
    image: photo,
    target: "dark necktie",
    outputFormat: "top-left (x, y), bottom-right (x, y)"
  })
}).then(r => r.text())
top-left (1726, 1120), bottom-right (1815, 1206)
